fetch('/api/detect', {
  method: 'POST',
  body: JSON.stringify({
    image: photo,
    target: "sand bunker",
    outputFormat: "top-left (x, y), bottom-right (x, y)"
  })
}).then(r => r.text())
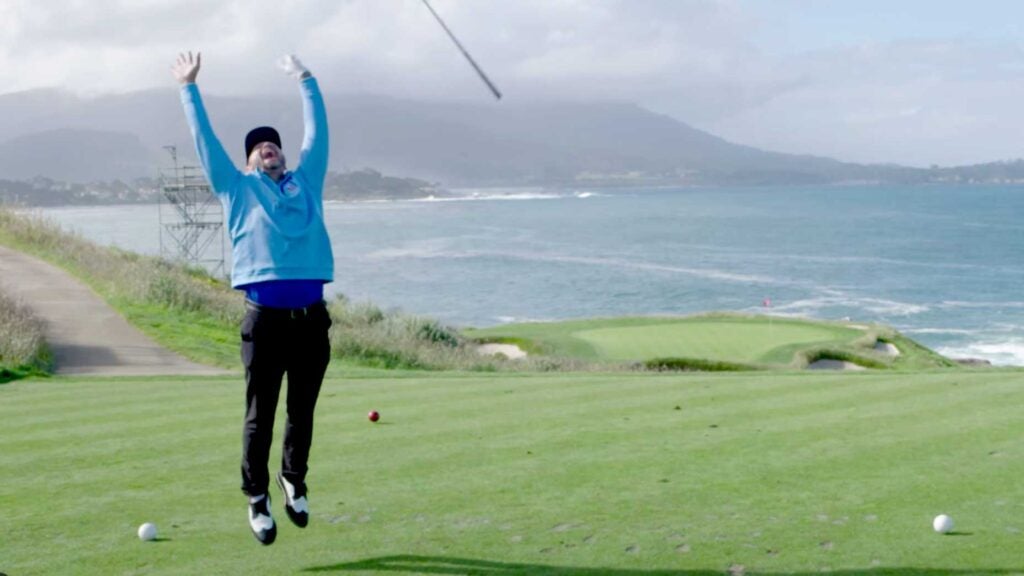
top-left (874, 341), bottom-right (900, 356)
top-left (476, 343), bottom-right (528, 359)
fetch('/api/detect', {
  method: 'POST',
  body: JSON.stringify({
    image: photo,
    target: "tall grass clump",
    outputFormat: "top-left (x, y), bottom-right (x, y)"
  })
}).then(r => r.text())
top-left (328, 297), bottom-right (490, 370)
top-left (796, 347), bottom-right (890, 370)
top-left (326, 296), bottom-right (594, 371)
top-left (0, 289), bottom-right (51, 380)
top-left (643, 356), bottom-right (759, 372)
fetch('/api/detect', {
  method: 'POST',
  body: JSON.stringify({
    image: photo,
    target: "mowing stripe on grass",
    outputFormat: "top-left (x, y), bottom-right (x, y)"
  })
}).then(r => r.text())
top-left (3, 370), bottom-right (1024, 574)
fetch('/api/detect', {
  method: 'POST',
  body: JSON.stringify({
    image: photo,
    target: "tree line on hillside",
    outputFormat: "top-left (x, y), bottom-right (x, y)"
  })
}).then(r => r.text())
top-left (4, 158), bottom-right (1024, 208)
top-left (0, 169), bottom-right (444, 207)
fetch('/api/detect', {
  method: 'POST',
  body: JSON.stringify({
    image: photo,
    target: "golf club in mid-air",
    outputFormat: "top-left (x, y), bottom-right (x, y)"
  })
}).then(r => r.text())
top-left (420, 0), bottom-right (502, 100)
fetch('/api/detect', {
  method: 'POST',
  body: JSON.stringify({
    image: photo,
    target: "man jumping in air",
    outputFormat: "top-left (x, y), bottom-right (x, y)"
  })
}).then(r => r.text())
top-left (172, 51), bottom-right (334, 545)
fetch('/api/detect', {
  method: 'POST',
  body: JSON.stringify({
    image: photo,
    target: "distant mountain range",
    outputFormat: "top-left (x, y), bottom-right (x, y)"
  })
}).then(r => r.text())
top-left (1, 86), bottom-right (1022, 187)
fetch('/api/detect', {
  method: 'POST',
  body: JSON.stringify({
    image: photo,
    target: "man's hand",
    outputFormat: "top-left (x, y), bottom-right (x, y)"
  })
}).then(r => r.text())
top-left (278, 54), bottom-right (311, 80)
top-left (172, 52), bottom-right (201, 84)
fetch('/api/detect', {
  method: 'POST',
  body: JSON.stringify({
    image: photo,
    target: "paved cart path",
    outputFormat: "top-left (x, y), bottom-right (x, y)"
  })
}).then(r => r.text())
top-left (0, 244), bottom-right (229, 376)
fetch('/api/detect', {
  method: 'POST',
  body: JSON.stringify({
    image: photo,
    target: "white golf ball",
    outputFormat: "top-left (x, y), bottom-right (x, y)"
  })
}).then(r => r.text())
top-left (137, 522), bottom-right (158, 541)
top-left (932, 514), bottom-right (954, 534)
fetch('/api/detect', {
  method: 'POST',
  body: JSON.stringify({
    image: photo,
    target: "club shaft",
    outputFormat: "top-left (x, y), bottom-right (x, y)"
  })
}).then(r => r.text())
top-left (420, 0), bottom-right (502, 100)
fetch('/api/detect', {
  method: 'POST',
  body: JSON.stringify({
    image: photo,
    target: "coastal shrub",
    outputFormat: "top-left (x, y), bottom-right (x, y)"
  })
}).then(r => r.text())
top-left (412, 318), bottom-right (461, 347)
top-left (0, 209), bottom-right (64, 253)
top-left (0, 289), bottom-right (51, 379)
top-left (325, 298), bottom-right (596, 371)
top-left (798, 348), bottom-right (890, 370)
top-left (328, 298), bottom-right (480, 369)
top-left (140, 261), bottom-right (241, 323)
top-left (643, 357), bottom-right (758, 372)
top-left (334, 299), bottom-right (386, 326)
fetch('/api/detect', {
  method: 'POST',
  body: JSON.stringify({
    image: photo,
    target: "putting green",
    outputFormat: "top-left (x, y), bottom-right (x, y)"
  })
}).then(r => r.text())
top-left (574, 320), bottom-right (860, 363)
top-left (466, 314), bottom-right (954, 369)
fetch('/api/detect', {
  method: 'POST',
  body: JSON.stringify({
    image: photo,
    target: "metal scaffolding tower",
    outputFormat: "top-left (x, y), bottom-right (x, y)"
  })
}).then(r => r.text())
top-left (159, 146), bottom-right (226, 277)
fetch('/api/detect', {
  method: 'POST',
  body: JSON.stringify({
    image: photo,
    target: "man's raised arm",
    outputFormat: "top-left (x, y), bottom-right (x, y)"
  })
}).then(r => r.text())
top-left (280, 55), bottom-right (329, 190)
top-left (173, 51), bottom-right (240, 194)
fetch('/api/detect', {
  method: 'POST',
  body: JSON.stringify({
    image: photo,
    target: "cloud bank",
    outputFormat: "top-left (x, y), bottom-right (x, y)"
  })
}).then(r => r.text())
top-left (2, 0), bottom-right (1023, 166)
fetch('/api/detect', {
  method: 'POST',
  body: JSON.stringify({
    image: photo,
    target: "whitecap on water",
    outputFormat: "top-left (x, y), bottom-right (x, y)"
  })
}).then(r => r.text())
top-left (936, 340), bottom-right (1024, 366)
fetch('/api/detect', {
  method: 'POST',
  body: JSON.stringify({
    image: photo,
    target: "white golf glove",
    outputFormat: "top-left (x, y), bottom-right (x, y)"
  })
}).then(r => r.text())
top-left (278, 54), bottom-right (310, 79)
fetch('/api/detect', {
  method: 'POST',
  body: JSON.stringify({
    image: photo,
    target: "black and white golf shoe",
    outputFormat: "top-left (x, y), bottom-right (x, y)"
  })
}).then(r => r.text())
top-left (276, 472), bottom-right (309, 528)
top-left (248, 494), bottom-right (277, 545)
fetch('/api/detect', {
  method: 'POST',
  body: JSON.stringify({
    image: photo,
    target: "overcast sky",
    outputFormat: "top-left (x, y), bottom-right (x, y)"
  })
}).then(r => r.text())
top-left (3, 0), bottom-right (1024, 167)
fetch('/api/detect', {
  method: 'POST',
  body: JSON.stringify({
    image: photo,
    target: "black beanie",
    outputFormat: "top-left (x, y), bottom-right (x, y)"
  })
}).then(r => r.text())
top-left (244, 126), bottom-right (282, 159)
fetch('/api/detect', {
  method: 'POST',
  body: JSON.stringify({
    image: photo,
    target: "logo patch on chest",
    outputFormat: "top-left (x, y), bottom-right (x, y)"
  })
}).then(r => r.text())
top-left (282, 180), bottom-right (301, 197)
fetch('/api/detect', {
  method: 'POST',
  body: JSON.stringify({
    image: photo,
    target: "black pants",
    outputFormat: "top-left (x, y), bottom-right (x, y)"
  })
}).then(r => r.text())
top-left (239, 300), bottom-right (332, 496)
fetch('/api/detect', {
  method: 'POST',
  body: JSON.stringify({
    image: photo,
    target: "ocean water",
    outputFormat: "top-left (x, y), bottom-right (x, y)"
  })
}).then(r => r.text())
top-left (24, 185), bottom-right (1024, 365)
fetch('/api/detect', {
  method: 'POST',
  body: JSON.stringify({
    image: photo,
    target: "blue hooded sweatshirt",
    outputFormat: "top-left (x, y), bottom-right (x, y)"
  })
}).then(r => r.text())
top-left (179, 77), bottom-right (334, 292)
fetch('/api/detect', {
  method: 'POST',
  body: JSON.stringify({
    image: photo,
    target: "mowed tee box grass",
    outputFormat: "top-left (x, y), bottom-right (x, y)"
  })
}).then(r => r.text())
top-left (2, 368), bottom-right (1024, 574)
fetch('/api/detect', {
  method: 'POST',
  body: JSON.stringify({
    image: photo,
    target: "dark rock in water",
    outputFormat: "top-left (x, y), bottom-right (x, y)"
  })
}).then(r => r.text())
top-left (953, 358), bottom-right (992, 366)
